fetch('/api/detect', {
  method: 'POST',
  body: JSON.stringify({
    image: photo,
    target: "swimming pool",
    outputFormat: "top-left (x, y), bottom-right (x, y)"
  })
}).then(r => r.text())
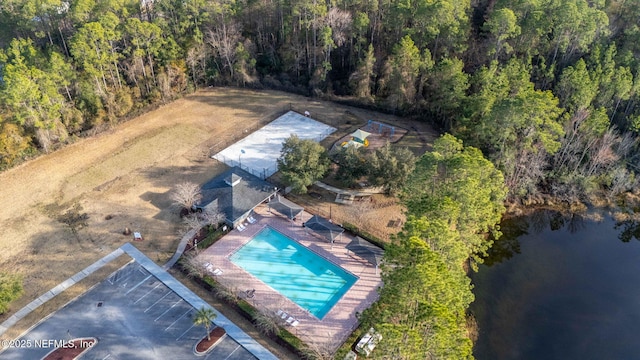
top-left (229, 227), bottom-right (357, 319)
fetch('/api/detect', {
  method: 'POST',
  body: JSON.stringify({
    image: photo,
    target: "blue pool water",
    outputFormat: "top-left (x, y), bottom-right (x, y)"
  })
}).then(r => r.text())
top-left (230, 227), bottom-right (357, 319)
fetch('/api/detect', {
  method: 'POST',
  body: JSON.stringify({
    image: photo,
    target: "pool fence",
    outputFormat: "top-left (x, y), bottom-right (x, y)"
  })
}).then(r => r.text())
top-left (209, 105), bottom-right (338, 179)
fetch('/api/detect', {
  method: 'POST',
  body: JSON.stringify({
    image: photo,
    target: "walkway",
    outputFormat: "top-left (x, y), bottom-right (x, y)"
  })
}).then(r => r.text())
top-left (313, 181), bottom-right (384, 204)
top-left (0, 248), bottom-right (125, 335)
top-left (313, 181), bottom-right (384, 196)
top-left (163, 228), bottom-right (197, 270)
top-left (0, 243), bottom-right (278, 360)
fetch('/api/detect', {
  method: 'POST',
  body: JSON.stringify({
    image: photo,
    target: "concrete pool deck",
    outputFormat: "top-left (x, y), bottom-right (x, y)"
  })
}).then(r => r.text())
top-left (197, 204), bottom-right (382, 351)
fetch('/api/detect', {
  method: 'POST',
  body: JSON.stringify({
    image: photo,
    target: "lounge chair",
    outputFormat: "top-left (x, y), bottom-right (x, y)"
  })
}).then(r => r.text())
top-left (286, 316), bottom-right (295, 325)
top-left (212, 268), bottom-right (223, 276)
top-left (237, 224), bottom-right (246, 231)
top-left (280, 312), bottom-right (289, 320)
top-left (276, 309), bottom-right (284, 317)
top-left (247, 216), bottom-right (257, 224)
top-left (291, 320), bottom-right (299, 327)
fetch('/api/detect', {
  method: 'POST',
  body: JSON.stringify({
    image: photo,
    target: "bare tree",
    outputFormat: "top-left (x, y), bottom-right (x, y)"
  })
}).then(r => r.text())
top-left (201, 207), bottom-right (226, 230)
top-left (206, 19), bottom-right (242, 80)
top-left (586, 129), bottom-right (619, 177)
top-left (615, 131), bottom-right (637, 160)
top-left (170, 182), bottom-right (202, 211)
top-left (503, 148), bottom-right (548, 198)
top-left (182, 252), bottom-right (208, 278)
top-left (325, 8), bottom-right (352, 49)
top-left (552, 108), bottom-right (591, 172)
top-left (300, 334), bottom-right (336, 360)
top-left (182, 206), bottom-right (225, 234)
top-left (186, 42), bottom-right (209, 88)
top-left (609, 167), bottom-right (637, 196)
top-left (183, 213), bottom-right (205, 233)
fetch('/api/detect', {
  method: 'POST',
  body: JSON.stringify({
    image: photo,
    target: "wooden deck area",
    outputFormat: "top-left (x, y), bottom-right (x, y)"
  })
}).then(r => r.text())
top-left (197, 203), bottom-right (382, 352)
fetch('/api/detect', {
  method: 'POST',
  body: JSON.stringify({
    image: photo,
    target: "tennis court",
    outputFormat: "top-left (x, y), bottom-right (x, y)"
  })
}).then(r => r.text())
top-left (212, 111), bottom-right (336, 179)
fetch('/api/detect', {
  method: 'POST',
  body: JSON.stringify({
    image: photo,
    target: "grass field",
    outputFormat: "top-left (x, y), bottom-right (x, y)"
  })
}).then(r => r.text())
top-left (0, 88), bottom-right (437, 345)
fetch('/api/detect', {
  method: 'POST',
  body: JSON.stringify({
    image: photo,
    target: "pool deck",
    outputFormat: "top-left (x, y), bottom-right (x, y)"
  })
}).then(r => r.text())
top-left (197, 204), bottom-right (382, 352)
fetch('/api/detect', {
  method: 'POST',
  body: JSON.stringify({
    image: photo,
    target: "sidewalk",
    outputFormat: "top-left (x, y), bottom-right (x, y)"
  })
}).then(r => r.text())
top-left (0, 248), bottom-right (125, 335)
top-left (0, 243), bottom-right (278, 360)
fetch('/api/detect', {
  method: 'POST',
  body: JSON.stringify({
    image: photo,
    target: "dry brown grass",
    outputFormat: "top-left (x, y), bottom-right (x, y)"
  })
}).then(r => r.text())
top-left (285, 189), bottom-right (405, 241)
top-left (0, 88), bottom-right (436, 346)
top-left (1, 254), bottom-right (132, 341)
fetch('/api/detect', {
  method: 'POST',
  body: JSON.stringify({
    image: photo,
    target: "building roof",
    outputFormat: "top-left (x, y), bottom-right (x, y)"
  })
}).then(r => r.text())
top-left (304, 215), bottom-right (344, 243)
top-left (200, 167), bottom-right (276, 224)
top-left (268, 195), bottom-right (304, 220)
top-left (351, 129), bottom-right (371, 142)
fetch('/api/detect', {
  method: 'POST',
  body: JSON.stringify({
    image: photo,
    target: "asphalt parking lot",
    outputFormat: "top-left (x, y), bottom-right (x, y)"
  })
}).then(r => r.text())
top-left (0, 261), bottom-right (258, 359)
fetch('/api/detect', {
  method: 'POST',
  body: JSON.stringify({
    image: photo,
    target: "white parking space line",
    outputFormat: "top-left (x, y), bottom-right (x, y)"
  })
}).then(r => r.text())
top-left (144, 292), bottom-right (171, 313)
top-left (133, 283), bottom-right (162, 304)
top-left (165, 309), bottom-right (192, 331)
top-left (124, 275), bottom-right (152, 295)
top-left (176, 323), bottom-right (195, 341)
top-left (224, 345), bottom-right (242, 360)
top-left (114, 272), bottom-right (135, 286)
top-left (155, 299), bottom-right (183, 321)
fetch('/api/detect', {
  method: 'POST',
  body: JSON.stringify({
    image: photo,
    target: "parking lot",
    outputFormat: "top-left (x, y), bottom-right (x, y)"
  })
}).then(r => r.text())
top-left (0, 261), bottom-right (258, 359)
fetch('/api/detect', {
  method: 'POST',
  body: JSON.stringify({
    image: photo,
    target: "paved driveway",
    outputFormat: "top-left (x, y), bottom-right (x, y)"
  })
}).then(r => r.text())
top-left (0, 262), bottom-right (257, 360)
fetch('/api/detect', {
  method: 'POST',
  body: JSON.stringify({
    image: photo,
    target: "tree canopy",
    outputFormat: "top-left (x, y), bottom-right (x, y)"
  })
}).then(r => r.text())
top-left (360, 134), bottom-right (506, 359)
top-left (368, 143), bottom-right (416, 195)
top-left (0, 0), bottom-right (637, 203)
top-left (403, 134), bottom-right (507, 264)
top-left (277, 135), bottom-right (330, 194)
top-left (2, 0), bottom-right (640, 356)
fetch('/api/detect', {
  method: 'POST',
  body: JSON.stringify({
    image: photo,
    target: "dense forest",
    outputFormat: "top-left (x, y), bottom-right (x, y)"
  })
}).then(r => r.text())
top-left (3, 1), bottom-right (637, 358)
top-left (1, 0), bottom-right (640, 204)
top-left (357, 134), bottom-right (507, 359)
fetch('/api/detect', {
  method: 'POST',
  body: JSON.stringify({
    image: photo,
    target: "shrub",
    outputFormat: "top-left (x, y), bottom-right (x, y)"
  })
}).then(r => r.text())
top-left (0, 273), bottom-right (23, 314)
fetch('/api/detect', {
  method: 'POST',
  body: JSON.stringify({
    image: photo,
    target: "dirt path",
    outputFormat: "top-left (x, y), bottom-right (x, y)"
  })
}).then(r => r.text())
top-left (0, 87), bottom-right (436, 340)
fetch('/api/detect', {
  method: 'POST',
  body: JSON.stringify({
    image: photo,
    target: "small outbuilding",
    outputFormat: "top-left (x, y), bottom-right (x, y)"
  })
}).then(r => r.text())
top-left (342, 129), bottom-right (371, 148)
top-left (198, 167), bottom-right (278, 228)
top-left (351, 129), bottom-right (371, 143)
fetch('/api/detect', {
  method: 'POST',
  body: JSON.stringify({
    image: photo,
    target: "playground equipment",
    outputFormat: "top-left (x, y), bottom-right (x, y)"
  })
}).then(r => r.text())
top-left (366, 120), bottom-right (395, 137)
top-left (342, 139), bottom-right (369, 147)
top-left (343, 129), bottom-right (371, 148)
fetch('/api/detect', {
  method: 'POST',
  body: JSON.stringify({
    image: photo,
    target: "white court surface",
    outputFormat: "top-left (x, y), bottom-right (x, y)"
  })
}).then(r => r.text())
top-left (212, 111), bottom-right (336, 179)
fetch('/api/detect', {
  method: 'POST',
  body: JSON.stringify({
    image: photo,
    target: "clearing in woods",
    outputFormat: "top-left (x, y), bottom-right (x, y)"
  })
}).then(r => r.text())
top-left (0, 88), bottom-right (437, 341)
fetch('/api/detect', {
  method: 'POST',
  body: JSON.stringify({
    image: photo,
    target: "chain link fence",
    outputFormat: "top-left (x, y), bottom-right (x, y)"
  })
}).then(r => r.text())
top-left (209, 106), bottom-right (337, 179)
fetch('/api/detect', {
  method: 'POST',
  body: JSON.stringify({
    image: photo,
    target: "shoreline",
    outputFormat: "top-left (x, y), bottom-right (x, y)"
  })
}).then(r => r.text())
top-left (503, 190), bottom-right (640, 220)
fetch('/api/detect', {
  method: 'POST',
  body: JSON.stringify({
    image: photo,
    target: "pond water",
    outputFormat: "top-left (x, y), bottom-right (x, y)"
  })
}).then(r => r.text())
top-left (471, 210), bottom-right (640, 360)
